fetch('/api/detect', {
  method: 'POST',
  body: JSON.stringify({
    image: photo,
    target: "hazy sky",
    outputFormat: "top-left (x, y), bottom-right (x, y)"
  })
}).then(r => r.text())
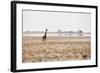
top-left (23, 10), bottom-right (91, 32)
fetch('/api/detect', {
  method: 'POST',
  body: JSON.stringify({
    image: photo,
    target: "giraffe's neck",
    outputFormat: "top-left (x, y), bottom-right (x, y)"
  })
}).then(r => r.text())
top-left (44, 30), bottom-right (47, 36)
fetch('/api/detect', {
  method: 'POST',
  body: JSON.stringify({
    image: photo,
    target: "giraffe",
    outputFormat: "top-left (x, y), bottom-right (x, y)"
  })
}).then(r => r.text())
top-left (42, 29), bottom-right (48, 42)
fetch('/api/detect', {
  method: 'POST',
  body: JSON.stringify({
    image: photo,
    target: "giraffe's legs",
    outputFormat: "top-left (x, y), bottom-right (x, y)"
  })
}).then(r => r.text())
top-left (42, 38), bottom-right (47, 44)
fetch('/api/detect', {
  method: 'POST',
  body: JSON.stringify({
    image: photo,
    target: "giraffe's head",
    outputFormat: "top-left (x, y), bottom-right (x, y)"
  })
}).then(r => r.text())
top-left (46, 29), bottom-right (48, 31)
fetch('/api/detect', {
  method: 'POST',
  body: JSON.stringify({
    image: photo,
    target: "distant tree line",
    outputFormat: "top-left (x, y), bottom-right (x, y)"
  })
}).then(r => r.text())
top-left (57, 29), bottom-right (84, 36)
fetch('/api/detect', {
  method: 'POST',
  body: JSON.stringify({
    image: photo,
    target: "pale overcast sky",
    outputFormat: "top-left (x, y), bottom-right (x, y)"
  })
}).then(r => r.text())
top-left (23, 10), bottom-right (91, 32)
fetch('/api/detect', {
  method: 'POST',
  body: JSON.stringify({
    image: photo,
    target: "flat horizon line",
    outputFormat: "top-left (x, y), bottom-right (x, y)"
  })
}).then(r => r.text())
top-left (23, 31), bottom-right (91, 33)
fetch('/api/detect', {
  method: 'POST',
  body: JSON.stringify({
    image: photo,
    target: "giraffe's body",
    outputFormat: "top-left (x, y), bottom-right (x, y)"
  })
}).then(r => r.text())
top-left (42, 29), bottom-right (48, 42)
